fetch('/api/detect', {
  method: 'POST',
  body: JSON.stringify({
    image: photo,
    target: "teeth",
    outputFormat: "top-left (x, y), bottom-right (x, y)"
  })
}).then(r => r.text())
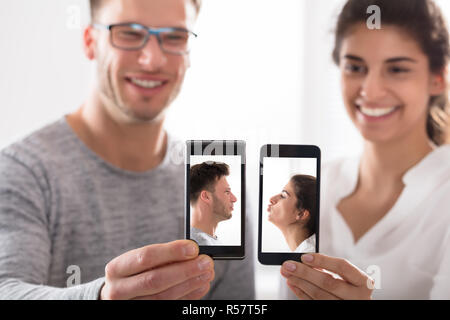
top-left (130, 78), bottom-right (163, 89)
top-left (359, 106), bottom-right (397, 117)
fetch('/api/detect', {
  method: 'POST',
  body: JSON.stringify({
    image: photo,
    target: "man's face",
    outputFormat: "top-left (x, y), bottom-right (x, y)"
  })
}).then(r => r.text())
top-left (89, 0), bottom-right (197, 123)
top-left (211, 176), bottom-right (237, 221)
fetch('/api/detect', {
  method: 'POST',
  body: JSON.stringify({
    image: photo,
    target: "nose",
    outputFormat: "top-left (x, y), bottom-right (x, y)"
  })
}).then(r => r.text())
top-left (360, 69), bottom-right (387, 102)
top-left (231, 193), bottom-right (237, 203)
top-left (137, 35), bottom-right (167, 69)
top-left (269, 194), bottom-right (279, 205)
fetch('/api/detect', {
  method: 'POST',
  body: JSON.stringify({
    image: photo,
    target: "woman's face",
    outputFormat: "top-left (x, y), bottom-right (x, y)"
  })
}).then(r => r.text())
top-left (267, 180), bottom-right (300, 228)
top-left (339, 23), bottom-right (444, 144)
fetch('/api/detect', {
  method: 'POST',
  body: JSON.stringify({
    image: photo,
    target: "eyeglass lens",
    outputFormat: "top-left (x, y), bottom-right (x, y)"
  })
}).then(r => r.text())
top-left (111, 25), bottom-right (192, 53)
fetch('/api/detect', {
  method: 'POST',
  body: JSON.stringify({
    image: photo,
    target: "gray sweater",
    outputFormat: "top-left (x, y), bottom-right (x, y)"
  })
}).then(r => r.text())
top-left (0, 118), bottom-right (255, 299)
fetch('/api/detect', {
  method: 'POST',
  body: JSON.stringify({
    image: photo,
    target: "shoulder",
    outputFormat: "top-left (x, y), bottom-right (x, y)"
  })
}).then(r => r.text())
top-left (0, 119), bottom-right (69, 203)
top-left (1, 118), bottom-right (72, 171)
top-left (190, 228), bottom-right (208, 244)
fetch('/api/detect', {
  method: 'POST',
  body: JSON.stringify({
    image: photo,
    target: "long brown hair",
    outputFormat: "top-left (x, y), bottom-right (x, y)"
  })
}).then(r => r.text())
top-left (290, 174), bottom-right (317, 237)
top-left (333, 0), bottom-right (450, 145)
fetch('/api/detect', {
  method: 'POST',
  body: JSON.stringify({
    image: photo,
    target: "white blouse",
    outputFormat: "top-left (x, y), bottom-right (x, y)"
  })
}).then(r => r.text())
top-left (294, 234), bottom-right (316, 253)
top-left (280, 145), bottom-right (450, 299)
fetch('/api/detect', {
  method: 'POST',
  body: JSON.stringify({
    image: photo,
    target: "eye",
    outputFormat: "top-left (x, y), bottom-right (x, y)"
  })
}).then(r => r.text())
top-left (343, 63), bottom-right (367, 74)
top-left (388, 66), bottom-right (410, 74)
top-left (161, 31), bottom-right (189, 43)
top-left (116, 30), bottom-right (144, 41)
top-left (280, 191), bottom-right (288, 199)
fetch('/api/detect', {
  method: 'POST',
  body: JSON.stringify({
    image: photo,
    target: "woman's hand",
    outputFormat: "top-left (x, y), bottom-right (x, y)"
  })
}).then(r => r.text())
top-left (281, 253), bottom-right (374, 300)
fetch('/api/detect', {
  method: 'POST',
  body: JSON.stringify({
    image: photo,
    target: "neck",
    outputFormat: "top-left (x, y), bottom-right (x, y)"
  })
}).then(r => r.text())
top-left (360, 129), bottom-right (433, 188)
top-left (279, 224), bottom-right (310, 251)
top-left (191, 204), bottom-right (219, 237)
top-left (66, 90), bottom-right (168, 172)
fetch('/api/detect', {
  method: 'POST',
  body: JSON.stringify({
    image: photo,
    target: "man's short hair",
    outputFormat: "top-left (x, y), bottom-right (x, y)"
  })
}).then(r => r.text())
top-left (89, 0), bottom-right (202, 22)
top-left (189, 162), bottom-right (229, 205)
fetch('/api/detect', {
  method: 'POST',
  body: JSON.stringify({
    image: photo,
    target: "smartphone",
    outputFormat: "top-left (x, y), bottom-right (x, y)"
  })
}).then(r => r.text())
top-left (258, 144), bottom-right (320, 265)
top-left (185, 140), bottom-right (246, 260)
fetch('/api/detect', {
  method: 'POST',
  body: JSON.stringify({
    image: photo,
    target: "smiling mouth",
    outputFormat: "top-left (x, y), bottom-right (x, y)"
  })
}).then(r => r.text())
top-left (126, 77), bottom-right (167, 89)
top-left (356, 104), bottom-right (400, 118)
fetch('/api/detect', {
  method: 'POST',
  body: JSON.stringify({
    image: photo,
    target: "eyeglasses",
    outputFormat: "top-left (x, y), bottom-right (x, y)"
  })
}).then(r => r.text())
top-left (92, 23), bottom-right (197, 55)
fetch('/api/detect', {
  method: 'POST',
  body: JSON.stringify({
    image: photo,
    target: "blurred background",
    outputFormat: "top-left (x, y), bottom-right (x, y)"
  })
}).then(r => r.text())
top-left (1, 0), bottom-right (449, 299)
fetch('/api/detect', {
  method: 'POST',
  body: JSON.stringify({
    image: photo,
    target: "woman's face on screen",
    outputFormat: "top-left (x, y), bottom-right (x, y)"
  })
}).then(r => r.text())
top-left (267, 180), bottom-right (299, 228)
top-left (338, 23), bottom-right (444, 144)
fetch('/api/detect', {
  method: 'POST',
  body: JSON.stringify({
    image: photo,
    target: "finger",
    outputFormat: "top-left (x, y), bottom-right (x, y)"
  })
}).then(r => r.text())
top-left (132, 269), bottom-right (215, 300)
top-left (286, 277), bottom-right (340, 300)
top-left (111, 254), bottom-right (213, 299)
top-left (287, 282), bottom-right (312, 300)
top-left (179, 283), bottom-right (211, 300)
top-left (300, 254), bottom-right (368, 287)
top-left (281, 260), bottom-right (359, 300)
top-left (106, 240), bottom-right (199, 278)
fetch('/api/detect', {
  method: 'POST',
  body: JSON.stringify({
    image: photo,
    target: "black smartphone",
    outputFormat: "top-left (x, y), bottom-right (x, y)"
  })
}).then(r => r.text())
top-left (258, 144), bottom-right (320, 265)
top-left (185, 140), bottom-right (246, 260)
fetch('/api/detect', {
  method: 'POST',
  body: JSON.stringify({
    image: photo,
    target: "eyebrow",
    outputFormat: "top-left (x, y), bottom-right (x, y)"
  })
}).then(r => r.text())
top-left (343, 54), bottom-right (364, 62)
top-left (343, 54), bottom-right (417, 64)
top-left (385, 57), bottom-right (417, 63)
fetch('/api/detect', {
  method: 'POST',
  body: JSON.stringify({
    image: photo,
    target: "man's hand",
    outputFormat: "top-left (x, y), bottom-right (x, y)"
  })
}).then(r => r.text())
top-left (281, 253), bottom-right (374, 300)
top-left (100, 240), bottom-right (215, 300)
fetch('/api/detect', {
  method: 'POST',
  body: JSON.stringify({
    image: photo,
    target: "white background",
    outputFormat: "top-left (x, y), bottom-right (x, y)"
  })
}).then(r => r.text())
top-left (1, 0), bottom-right (450, 300)
top-left (189, 155), bottom-right (241, 245)
top-left (261, 157), bottom-right (317, 252)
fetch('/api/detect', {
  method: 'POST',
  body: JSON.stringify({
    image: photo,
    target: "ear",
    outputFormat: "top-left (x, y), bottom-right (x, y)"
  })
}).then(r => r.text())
top-left (83, 25), bottom-right (97, 61)
top-left (199, 190), bottom-right (211, 203)
top-left (429, 70), bottom-right (447, 96)
top-left (296, 210), bottom-right (310, 222)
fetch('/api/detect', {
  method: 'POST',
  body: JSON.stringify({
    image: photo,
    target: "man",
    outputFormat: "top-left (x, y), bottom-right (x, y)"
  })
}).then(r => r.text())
top-left (0, 0), bottom-right (254, 300)
top-left (190, 162), bottom-right (237, 245)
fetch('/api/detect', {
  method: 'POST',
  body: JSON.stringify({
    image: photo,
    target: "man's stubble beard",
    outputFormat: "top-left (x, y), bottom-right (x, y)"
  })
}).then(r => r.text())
top-left (212, 195), bottom-right (232, 221)
top-left (97, 60), bottom-right (174, 124)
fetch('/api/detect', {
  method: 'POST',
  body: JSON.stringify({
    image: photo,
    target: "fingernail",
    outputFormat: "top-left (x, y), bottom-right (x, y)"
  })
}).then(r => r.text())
top-left (284, 262), bottom-right (296, 272)
top-left (184, 243), bottom-right (197, 257)
top-left (198, 257), bottom-right (212, 271)
top-left (302, 254), bottom-right (314, 263)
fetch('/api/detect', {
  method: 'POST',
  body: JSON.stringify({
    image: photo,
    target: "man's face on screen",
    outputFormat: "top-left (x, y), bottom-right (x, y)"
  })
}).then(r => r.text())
top-left (91, 0), bottom-right (197, 123)
top-left (211, 176), bottom-right (237, 221)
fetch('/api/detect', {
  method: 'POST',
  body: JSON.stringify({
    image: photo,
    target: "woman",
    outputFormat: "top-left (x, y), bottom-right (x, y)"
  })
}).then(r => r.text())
top-left (267, 175), bottom-right (317, 253)
top-left (280, 0), bottom-right (450, 299)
